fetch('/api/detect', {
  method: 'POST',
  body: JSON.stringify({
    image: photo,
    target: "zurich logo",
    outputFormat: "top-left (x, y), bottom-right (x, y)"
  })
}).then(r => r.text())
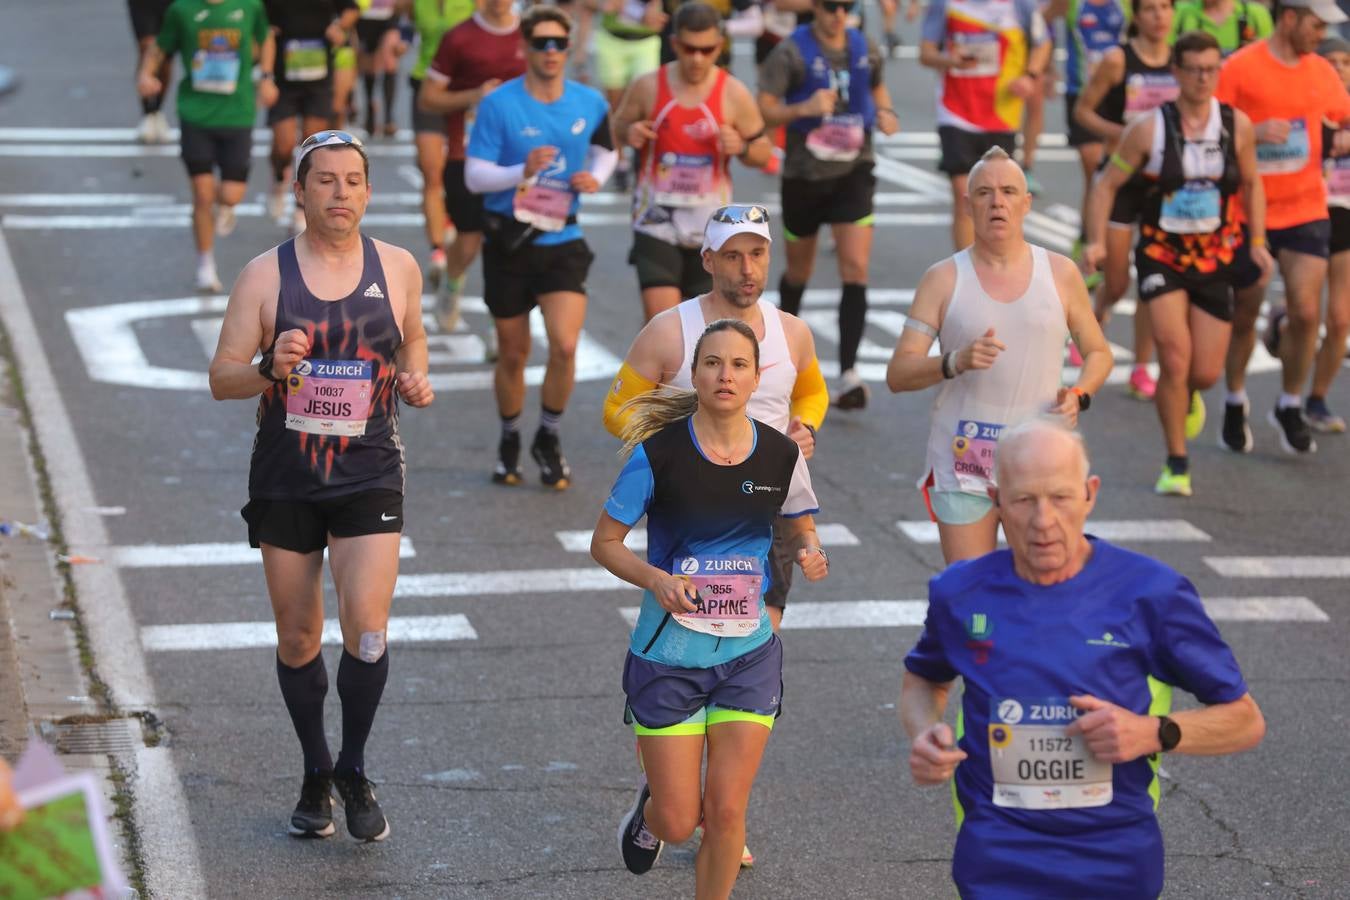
top-left (997, 699), bottom-right (1023, 724)
top-left (294, 360), bottom-right (313, 376)
top-left (680, 558), bottom-right (700, 575)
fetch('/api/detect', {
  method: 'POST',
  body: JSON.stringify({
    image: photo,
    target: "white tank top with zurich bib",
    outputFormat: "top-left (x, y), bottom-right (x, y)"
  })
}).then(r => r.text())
top-left (923, 245), bottom-right (1068, 496)
top-left (668, 297), bottom-right (798, 432)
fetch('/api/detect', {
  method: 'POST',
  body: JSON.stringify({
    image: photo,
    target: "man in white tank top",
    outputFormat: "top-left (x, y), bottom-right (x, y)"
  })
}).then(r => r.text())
top-left (604, 204), bottom-right (829, 631)
top-left (886, 148), bottom-right (1113, 564)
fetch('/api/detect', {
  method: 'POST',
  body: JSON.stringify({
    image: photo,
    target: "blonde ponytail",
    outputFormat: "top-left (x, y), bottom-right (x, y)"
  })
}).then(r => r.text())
top-left (618, 387), bottom-right (698, 457)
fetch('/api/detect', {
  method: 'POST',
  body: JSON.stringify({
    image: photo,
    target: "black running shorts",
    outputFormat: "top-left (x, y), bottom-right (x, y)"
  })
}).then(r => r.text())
top-left (180, 122), bottom-right (252, 182)
top-left (443, 160), bottom-right (486, 233)
top-left (937, 126), bottom-right (1016, 177)
top-left (242, 489), bottom-right (404, 554)
top-left (128, 0), bottom-right (173, 40)
top-left (482, 236), bottom-right (594, 319)
top-left (781, 163), bottom-right (876, 240)
top-left (628, 232), bottom-right (711, 296)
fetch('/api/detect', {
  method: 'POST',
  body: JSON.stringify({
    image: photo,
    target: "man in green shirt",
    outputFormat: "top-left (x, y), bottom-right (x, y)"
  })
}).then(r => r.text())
top-left (138, 0), bottom-right (278, 292)
top-left (1170, 0), bottom-right (1273, 53)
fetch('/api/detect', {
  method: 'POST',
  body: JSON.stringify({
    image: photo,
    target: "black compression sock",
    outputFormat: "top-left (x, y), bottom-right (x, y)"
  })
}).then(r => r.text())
top-left (362, 75), bottom-right (376, 120)
top-left (778, 276), bottom-right (806, 316)
top-left (1166, 455), bottom-right (1189, 475)
top-left (839, 283), bottom-right (868, 373)
top-left (381, 74), bottom-right (397, 127)
top-left (334, 649), bottom-right (389, 775)
top-left (276, 653), bottom-right (333, 774)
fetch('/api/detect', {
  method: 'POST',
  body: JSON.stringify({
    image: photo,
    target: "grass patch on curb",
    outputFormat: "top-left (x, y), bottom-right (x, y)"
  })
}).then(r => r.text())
top-left (0, 320), bottom-right (150, 898)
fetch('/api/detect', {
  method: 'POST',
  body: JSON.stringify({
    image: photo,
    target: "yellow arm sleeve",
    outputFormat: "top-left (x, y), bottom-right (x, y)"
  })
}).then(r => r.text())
top-left (789, 357), bottom-right (829, 431)
top-left (602, 361), bottom-right (659, 439)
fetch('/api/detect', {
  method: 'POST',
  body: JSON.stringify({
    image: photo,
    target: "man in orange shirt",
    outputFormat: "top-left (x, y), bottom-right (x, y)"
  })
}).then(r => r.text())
top-left (1216, 0), bottom-right (1350, 455)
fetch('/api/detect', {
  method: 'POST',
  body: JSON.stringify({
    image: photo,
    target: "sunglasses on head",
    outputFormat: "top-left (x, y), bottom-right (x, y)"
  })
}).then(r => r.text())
top-left (821, 0), bottom-right (853, 13)
top-left (676, 39), bottom-right (721, 57)
top-left (528, 35), bottom-right (570, 52)
top-left (296, 129), bottom-right (367, 165)
top-left (711, 204), bottom-right (770, 225)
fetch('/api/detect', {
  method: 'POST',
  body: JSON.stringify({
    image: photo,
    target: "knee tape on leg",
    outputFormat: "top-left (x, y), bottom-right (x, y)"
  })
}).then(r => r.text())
top-left (358, 630), bottom-right (386, 663)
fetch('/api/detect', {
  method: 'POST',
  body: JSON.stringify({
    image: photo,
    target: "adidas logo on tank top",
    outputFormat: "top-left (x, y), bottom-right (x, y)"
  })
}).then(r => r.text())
top-left (363, 282), bottom-right (385, 299)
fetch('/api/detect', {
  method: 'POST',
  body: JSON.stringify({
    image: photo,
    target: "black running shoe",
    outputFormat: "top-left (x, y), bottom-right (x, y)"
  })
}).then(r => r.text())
top-left (1268, 404), bottom-right (1317, 455)
top-left (1219, 400), bottom-right (1253, 453)
top-left (288, 772), bottom-right (335, 839)
top-left (333, 770), bottom-right (390, 842)
top-left (530, 428), bottom-right (571, 489)
top-left (492, 431), bottom-right (523, 485)
top-left (617, 779), bottom-right (663, 875)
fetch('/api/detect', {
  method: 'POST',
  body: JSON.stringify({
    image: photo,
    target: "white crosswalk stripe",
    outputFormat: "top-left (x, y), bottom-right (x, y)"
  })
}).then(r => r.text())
top-left (554, 523), bottom-right (861, 553)
top-left (896, 519), bottom-right (1213, 544)
top-left (1204, 557), bottom-right (1350, 578)
top-left (110, 537), bottom-right (415, 567)
top-left (141, 614), bottom-right (476, 652)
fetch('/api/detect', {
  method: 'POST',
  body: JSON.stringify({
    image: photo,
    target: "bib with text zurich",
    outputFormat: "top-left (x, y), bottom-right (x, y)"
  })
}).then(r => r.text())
top-left (513, 175), bottom-right (572, 233)
top-left (988, 696), bottom-right (1113, 810)
top-left (651, 152), bottom-right (719, 207)
top-left (1257, 119), bottom-right (1310, 175)
top-left (951, 419), bottom-right (1002, 492)
top-left (671, 555), bottom-right (763, 637)
top-left (285, 359), bottom-right (374, 437)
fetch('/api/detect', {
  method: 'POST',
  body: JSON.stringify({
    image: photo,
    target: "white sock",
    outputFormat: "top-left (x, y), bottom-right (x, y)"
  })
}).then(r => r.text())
top-left (1226, 390), bottom-right (1248, 406)
top-left (1277, 393), bottom-right (1302, 410)
top-left (197, 252), bottom-right (214, 269)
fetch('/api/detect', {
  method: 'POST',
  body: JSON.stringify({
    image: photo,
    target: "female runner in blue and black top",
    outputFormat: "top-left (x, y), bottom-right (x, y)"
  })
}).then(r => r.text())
top-left (591, 318), bottom-right (829, 897)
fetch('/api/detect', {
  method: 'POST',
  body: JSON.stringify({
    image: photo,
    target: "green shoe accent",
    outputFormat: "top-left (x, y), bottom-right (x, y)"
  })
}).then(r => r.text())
top-left (1154, 466), bottom-right (1192, 497)
top-left (1184, 390), bottom-right (1206, 440)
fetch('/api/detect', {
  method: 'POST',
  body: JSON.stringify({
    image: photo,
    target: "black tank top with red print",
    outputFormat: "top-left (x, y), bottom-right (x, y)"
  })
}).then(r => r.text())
top-left (248, 236), bottom-right (405, 501)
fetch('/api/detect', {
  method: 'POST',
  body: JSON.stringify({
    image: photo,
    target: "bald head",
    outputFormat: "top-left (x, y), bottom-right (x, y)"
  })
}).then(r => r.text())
top-left (967, 146), bottom-right (1028, 196)
top-left (996, 417), bottom-right (1091, 487)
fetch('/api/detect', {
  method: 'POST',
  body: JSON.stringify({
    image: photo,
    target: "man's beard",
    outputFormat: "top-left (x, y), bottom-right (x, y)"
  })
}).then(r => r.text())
top-left (718, 282), bottom-right (761, 309)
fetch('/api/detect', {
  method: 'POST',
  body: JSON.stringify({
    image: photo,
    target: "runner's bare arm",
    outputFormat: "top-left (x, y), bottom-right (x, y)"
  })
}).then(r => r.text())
top-left (725, 78), bottom-right (773, 168)
top-left (1072, 48), bottom-right (1125, 144)
top-left (1065, 692), bottom-right (1264, 762)
top-left (612, 72), bottom-right (657, 151)
top-left (1082, 114), bottom-right (1152, 268)
top-left (591, 511), bottom-right (698, 612)
top-left (1234, 110), bottom-right (1274, 281)
top-left (899, 671), bottom-right (968, 785)
top-left (872, 81), bottom-right (900, 136)
top-left (418, 72), bottom-right (500, 114)
top-left (886, 260), bottom-right (954, 393)
top-left (1054, 252), bottom-right (1112, 422)
top-left (209, 253), bottom-right (297, 401)
top-left (603, 312), bottom-right (681, 438)
top-left (257, 31), bottom-right (279, 107)
top-left (392, 247), bottom-right (433, 408)
top-left (778, 513), bottom-right (827, 581)
top-left (137, 44), bottom-right (167, 97)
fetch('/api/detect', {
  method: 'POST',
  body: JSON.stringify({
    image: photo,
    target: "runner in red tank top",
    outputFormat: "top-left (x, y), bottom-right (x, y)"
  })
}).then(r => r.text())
top-left (613, 1), bottom-right (773, 321)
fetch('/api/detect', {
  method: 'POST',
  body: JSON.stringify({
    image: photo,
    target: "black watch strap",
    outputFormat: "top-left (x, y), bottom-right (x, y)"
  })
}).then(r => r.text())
top-left (258, 351), bottom-right (283, 383)
top-left (1157, 715), bottom-right (1181, 753)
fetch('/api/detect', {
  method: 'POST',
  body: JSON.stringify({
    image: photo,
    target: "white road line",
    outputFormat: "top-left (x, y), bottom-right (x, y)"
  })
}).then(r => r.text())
top-left (395, 568), bottom-right (627, 597)
top-left (897, 519), bottom-right (1213, 544)
top-left (619, 596), bottom-right (1326, 629)
top-left (0, 231), bottom-right (205, 893)
top-left (141, 614), bottom-right (477, 652)
top-left (1204, 557), bottom-right (1350, 578)
top-left (0, 193), bottom-right (180, 206)
top-left (1202, 597), bottom-right (1329, 622)
top-left (883, 146), bottom-right (1082, 164)
top-left (554, 523), bottom-right (861, 554)
top-left (110, 537), bottom-right (416, 568)
top-left (761, 288), bottom-right (914, 308)
top-left (877, 132), bottom-right (1071, 148)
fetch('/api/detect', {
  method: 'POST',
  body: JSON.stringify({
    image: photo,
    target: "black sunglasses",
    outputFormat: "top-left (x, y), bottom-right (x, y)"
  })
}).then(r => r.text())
top-left (821, 1), bottom-right (854, 13)
top-left (676, 39), bottom-right (721, 57)
top-left (528, 35), bottom-right (570, 52)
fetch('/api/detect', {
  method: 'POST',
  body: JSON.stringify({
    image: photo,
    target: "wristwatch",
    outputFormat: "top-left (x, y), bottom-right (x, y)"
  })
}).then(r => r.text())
top-left (257, 351), bottom-right (283, 384)
top-left (1070, 387), bottom-right (1091, 412)
top-left (1156, 715), bottom-right (1181, 753)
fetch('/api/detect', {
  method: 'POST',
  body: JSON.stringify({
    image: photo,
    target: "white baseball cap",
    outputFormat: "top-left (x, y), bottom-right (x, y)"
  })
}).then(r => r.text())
top-left (1281, 0), bottom-right (1348, 25)
top-left (702, 204), bottom-right (773, 252)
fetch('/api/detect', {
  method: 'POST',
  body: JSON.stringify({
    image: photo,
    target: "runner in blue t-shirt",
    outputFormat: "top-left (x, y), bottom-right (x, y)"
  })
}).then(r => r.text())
top-left (464, 5), bottom-right (617, 492)
top-left (900, 418), bottom-right (1265, 899)
top-left (592, 316), bottom-right (828, 896)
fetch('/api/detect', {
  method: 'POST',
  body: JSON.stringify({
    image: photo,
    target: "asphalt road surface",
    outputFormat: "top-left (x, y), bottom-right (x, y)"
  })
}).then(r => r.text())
top-left (1, 2), bottom-right (1347, 898)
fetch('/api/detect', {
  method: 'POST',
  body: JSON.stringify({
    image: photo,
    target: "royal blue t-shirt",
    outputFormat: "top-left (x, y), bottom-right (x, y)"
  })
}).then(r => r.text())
top-left (904, 538), bottom-right (1249, 899)
top-left (466, 76), bottom-right (612, 245)
top-left (605, 417), bottom-right (818, 670)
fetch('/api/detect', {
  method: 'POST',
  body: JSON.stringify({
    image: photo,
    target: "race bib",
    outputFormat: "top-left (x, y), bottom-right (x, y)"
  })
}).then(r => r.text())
top-left (1123, 73), bottom-right (1178, 122)
top-left (951, 418), bottom-right (1002, 493)
top-left (1257, 119), bottom-right (1310, 175)
top-left (1159, 180), bottom-right (1221, 234)
top-left (284, 38), bottom-right (328, 82)
top-left (950, 32), bottom-right (1000, 78)
top-left (285, 359), bottom-right (374, 437)
top-left (1327, 154), bottom-right (1350, 209)
top-left (191, 47), bottom-right (240, 95)
top-left (512, 175), bottom-right (572, 232)
top-left (619, 0), bottom-right (649, 26)
top-left (806, 114), bottom-right (865, 162)
top-left (988, 696), bottom-right (1113, 810)
top-left (670, 555), bottom-right (763, 638)
top-left (651, 152), bottom-right (719, 206)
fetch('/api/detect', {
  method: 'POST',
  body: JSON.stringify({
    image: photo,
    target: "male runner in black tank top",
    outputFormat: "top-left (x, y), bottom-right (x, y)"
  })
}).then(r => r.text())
top-left (209, 130), bottom-right (433, 843)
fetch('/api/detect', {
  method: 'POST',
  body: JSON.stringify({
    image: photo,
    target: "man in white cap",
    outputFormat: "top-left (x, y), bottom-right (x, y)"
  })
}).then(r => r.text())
top-left (604, 204), bottom-right (828, 634)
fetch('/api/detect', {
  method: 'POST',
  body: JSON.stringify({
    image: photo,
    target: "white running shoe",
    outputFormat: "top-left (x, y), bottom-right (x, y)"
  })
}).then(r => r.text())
top-left (267, 186), bottom-right (288, 223)
top-left (833, 368), bottom-right (870, 411)
top-left (195, 258), bottom-right (223, 293)
top-left (136, 114), bottom-right (157, 144)
top-left (214, 204), bottom-right (237, 237)
top-left (151, 111), bottom-right (172, 144)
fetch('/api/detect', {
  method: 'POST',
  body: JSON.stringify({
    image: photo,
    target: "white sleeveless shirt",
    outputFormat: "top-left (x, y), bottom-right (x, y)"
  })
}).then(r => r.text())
top-left (923, 245), bottom-right (1068, 495)
top-left (668, 297), bottom-right (798, 432)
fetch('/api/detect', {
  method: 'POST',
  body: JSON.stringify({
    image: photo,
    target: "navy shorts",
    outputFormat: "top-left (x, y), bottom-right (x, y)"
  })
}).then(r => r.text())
top-left (623, 635), bottom-right (783, 733)
top-left (1233, 220), bottom-right (1332, 288)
